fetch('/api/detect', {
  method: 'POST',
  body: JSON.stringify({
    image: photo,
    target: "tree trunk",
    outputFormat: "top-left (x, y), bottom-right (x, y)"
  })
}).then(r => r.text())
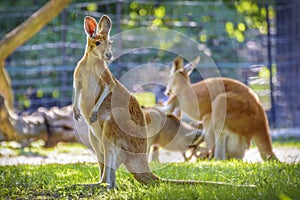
top-left (275, 0), bottom-right (300, 127)
top-left (0, 95), bottom-right (47, 145)
top-left (39, 106), bottom-right (91, 149)
top-left (0, 62), bottom-right (14, 110)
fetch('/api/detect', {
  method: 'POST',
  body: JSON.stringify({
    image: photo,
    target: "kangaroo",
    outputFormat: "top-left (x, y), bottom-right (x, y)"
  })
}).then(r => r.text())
top-left (73, 15), bottom-right (255, 189)
top-left (163, 56), bottom-right (277, 161)
top-left (142, 105), bottom-right (203, 162)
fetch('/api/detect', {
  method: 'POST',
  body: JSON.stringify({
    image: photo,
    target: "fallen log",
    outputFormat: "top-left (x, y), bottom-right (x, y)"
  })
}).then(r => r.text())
top-left (0, 95), bottom-right (90, 148)
top-left (0, 95), bottom-right (47, 146)
top-left (39, 105), bottom-right (91, 149)
top-left (0, 94), bottom-right (204, 161)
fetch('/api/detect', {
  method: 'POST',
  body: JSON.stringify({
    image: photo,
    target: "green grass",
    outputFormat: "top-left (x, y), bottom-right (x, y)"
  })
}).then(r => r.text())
top-left (1, 140), bottom-right (299, 199)
top-left (272, 138), bottom-right (300, 148)
top-left (0, 141), bottom-right (88, 157)
top-left (0, 160), bottom-right (299, 199)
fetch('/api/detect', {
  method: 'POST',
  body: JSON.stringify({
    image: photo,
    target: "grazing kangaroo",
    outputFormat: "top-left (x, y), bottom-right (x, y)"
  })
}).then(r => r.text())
top-left (163, 56), bottom-right (277, 161)
top-left (73, 15), bottom-right (254, 188)
top-left (143, 105), bottom-right (203, 162)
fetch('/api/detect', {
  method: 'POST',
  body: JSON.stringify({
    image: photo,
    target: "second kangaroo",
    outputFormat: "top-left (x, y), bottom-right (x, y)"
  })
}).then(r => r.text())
top-left (164, 57), bottom-right (277, 161)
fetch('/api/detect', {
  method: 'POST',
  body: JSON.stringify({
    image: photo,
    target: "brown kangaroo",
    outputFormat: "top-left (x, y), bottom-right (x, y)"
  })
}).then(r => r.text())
top-left (163, 56), bottom-right (277, 161)
top-left (143, 105), bottom-right (203, 162)
top-left (73, 15), bottom-right (255, 189)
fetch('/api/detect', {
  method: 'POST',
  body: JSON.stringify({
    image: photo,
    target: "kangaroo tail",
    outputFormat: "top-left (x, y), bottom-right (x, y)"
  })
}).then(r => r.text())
top-left (159, 178), bottom-right (256, 188)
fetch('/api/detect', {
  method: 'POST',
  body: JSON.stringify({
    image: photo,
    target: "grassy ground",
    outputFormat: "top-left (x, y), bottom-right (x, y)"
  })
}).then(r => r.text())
top-left (0, 140), bottom-right (299, 199)
top-left (0, 159), bottom-right (299, 199)
top-left (272, 138), bottom-right (300, 148)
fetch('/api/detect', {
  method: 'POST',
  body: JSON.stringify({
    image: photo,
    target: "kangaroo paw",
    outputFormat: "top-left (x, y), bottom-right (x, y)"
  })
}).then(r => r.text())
top-left (73, 106), bottom-right (82, 121)
top-left (89, 111), bottom-right (98, 124)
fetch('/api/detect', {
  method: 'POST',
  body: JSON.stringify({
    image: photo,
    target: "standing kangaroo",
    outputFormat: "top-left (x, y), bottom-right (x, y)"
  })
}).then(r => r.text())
top-left (163, 57), bottom-right (277, 161)
top-left (73, 15), bottom-right (253, 188)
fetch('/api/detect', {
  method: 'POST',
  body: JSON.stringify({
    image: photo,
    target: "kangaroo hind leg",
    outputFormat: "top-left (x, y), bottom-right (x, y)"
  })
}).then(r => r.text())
top-left (100, 121), bottom-right (122, 189)
top-left (124, 154), bottom-right (159, 185)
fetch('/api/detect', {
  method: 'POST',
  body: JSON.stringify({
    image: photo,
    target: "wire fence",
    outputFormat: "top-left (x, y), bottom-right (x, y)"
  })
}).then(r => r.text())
top-left (2, 1), bottom-right (278, 125)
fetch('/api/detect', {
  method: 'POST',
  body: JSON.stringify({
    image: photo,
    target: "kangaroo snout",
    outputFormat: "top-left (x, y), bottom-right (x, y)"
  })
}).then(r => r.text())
top-left (104, 52), bottom-right (113, 60)
top-left (164, 89), bottom-right (171, 96)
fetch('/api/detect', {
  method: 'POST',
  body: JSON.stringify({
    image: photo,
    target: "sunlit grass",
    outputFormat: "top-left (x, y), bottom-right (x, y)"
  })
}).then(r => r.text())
top-left (272, 138), bottom-right (300, 148)
top-left (0, 141), bottom-right (88, 157)
top-left (0, 160), bottom-right (299, 199)
top-left (0, 137), bottom-right (299, 198)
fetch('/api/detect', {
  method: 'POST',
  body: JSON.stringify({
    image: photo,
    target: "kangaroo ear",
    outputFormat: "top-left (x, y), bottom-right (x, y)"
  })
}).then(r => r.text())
top-left (98, 15), bottom-right (112, 35)
top-left (184, 56), bottom-right (200, 75)
top-left (171, 56), bottom-right (184, 74)
top-left (84, 16), bottom-right (97, 37)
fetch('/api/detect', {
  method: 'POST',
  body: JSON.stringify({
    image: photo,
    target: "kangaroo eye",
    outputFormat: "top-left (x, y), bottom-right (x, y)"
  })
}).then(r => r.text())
top-left (95, 41), bottom-right (101, 46)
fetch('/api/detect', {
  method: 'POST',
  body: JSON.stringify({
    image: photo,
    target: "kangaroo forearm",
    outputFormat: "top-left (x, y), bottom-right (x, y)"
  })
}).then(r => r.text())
top-left (73, 81), bottom-right (82, 106)
top-left (93, 85), bottom-right (110, 111)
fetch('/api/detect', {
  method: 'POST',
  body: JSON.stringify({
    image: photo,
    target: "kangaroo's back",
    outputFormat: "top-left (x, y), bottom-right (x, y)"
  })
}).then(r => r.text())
top-left (202, 78), bottom-right (275, 160)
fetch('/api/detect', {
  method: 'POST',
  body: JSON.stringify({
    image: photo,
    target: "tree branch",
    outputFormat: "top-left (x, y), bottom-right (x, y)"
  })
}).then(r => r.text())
top-left (0, 0), bottom-right (71, 61)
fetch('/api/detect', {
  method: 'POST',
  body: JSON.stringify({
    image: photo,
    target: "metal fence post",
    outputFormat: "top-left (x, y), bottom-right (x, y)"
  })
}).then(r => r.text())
top-left (60, 9), bottom-right (68, 107)
top-left (115, 0), bottom-right (123, 78)
top-left (266, 3), bottom-right (276, 128)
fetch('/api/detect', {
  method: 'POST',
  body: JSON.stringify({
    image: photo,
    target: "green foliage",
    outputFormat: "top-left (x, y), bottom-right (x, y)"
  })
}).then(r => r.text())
top-left (0, 0), bottom-right (275, 62)
top-left (119, 0), bottom-right (275, 63)
top-left (1, 0), bottom-right (276, 112)
top-left (248, 65), bottom-right (277, 110)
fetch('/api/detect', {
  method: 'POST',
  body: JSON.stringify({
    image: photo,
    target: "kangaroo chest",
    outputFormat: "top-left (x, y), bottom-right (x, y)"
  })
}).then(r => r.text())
top-left (80, 74), bottom-right (103, 115)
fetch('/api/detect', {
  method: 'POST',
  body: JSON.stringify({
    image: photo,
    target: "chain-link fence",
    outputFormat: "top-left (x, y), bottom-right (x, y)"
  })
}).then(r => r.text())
top-left (1, 1), bottom-right (278, 125)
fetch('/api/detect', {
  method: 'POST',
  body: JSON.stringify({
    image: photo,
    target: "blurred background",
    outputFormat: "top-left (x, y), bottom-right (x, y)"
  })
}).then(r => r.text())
top-left (0, 0), bottom-right (299, 129)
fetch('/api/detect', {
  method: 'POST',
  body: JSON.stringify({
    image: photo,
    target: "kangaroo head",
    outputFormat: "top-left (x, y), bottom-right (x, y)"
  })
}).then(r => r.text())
top-left (84, 15), bottom-right (113, 61)
top-left (164, 56), bottom-right (200, 96)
